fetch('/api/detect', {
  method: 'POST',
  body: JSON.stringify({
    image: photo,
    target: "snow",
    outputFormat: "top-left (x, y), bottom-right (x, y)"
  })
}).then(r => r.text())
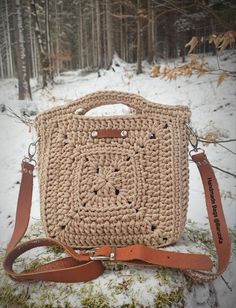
top-left (0, 52), bottom-right (235, 307)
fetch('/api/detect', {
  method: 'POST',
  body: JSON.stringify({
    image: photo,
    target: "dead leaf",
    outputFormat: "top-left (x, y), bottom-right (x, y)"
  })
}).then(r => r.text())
top-left (217, 72), bottom-right (226, 86)
top-left (150, 65), bottom-right (160, 77)
top-left (185, 37), bottom-right (199, 54)
top-left (218, 31), bottom-right (236, 51)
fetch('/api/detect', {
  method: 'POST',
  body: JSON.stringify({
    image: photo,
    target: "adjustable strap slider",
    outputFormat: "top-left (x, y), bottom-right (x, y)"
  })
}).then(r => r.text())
top-left (90, 246), bottom-right (116, 261)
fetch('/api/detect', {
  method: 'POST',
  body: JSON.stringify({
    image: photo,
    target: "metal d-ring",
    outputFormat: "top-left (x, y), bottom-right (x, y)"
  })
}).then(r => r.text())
top-left (186, 125), bottom-right (206, 158)
top-left (23, 139), bottom-right (39, 166)
top-left (28, 142), bottom-right (37, 160)
top-left (189, 147), bottom-right (205, 158)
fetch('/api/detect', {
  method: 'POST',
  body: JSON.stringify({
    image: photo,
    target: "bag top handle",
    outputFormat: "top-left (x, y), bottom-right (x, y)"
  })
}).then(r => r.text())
top-left (34, 91), bottom-right (191, 127)
top-left (67, 91), bottom-right (154, 115)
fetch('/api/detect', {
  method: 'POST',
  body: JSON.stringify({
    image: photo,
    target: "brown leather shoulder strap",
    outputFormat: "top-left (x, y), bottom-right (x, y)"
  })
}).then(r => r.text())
top-left (6, 162), bottom-right (34, 254)
top-left (184, 152), bottom-right (231, 282)
top-left (3, 154), bottom-right (231, 283)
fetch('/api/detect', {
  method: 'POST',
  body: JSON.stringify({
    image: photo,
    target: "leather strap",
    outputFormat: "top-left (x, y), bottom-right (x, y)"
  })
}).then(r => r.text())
top-left (3, 153), bottom-right (231, 283)
top-left (184, 153), bottom-right (231, 282)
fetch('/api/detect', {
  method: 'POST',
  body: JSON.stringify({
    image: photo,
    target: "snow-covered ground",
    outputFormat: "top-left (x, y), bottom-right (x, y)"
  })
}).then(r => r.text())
top-left (0, 53), bottom-right (235, 307)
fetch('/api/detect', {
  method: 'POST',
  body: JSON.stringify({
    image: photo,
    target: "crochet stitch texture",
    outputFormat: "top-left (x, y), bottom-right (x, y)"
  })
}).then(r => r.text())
top-left (35, 91), bottom-right (191, 248)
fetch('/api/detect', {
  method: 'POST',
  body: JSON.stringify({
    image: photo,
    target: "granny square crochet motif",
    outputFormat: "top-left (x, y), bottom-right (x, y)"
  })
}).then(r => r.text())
top-left (35, 91), bottom-right (191, 248)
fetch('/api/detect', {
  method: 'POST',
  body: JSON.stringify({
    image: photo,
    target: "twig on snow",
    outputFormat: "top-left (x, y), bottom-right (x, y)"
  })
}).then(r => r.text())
top-left (210, 165), bottom-right (236, 178)
top-left (221, 275), bottom-right (233, 292)
top-left (4, 107), bottom-right (34, 131)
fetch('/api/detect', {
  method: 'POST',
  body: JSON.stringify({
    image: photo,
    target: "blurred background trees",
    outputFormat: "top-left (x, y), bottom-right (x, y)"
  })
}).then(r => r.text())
top-left (0, 0), bottom-right (235, 99)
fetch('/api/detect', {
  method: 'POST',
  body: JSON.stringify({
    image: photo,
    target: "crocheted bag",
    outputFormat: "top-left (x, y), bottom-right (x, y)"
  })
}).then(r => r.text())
top-left (36, 91), bottom-right (190, 248)
top-left (4, 91), bottom-right (231, 283)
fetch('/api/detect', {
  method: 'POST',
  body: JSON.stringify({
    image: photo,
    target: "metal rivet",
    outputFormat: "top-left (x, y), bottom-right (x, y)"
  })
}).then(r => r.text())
top-left (121, 130), bottom-right (128, 137)
top-left (149, 133), bottom-right (156, 139)
top-left (91, 130), bottom-right (98, 137)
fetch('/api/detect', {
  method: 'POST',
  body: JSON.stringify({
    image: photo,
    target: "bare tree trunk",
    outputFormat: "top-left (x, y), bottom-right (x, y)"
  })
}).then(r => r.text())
top-left (31, 27), bottom-right (36, 77)
top-left (15, 0), bottom-right (32, 99)
top-left (84, 15), bottom-right (89, 68)
top-left (78, 1), bottom-right (84, 68)
top-left (29, 8), bottom-right (36, 78)
top-left (106, 0), bottom-right (113, 68)
top-left (31, 0), bottom-right (49, 88)
top-left (167, 12), bottom-right (176, 59)
top-left (22, 0), bottom-right (33, 79)
top-left (181, 32), bottom-right (186, 63)
top-left (119, 3), bottom-right (123, 60)
top-left (0, 49), bottom-right (4, 78)
top-left (136, 0), bottom-right (142, 74)
top-left (210, 18), bottom-right (216, 55)
top-left (147, 0), bottom-right (154, 63)
top-left (151, 6), bottom-right (156, 61)
top-left (55, 0), bottom-right (60, 75)
top-left (102, 3), bottom-right (107, 68)
top-left (124, 11), bottom-right (128, 62)
top-left (5, 0), bottom-right (13, 77)
top-left (2, 10), bottom-right (8, 77)
top-left (96, 0), bottom-right (102, 69)
top-left (45, 0), bottom-right (53, 82)
top-left (91, 0), bottom-right (97, 67)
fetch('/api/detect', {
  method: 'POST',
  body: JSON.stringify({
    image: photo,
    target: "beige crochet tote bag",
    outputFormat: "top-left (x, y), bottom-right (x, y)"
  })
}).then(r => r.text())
top-left (35, 91), bottom-right (191, 248)
top-left (4, 90), bottom-right (231, 283)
